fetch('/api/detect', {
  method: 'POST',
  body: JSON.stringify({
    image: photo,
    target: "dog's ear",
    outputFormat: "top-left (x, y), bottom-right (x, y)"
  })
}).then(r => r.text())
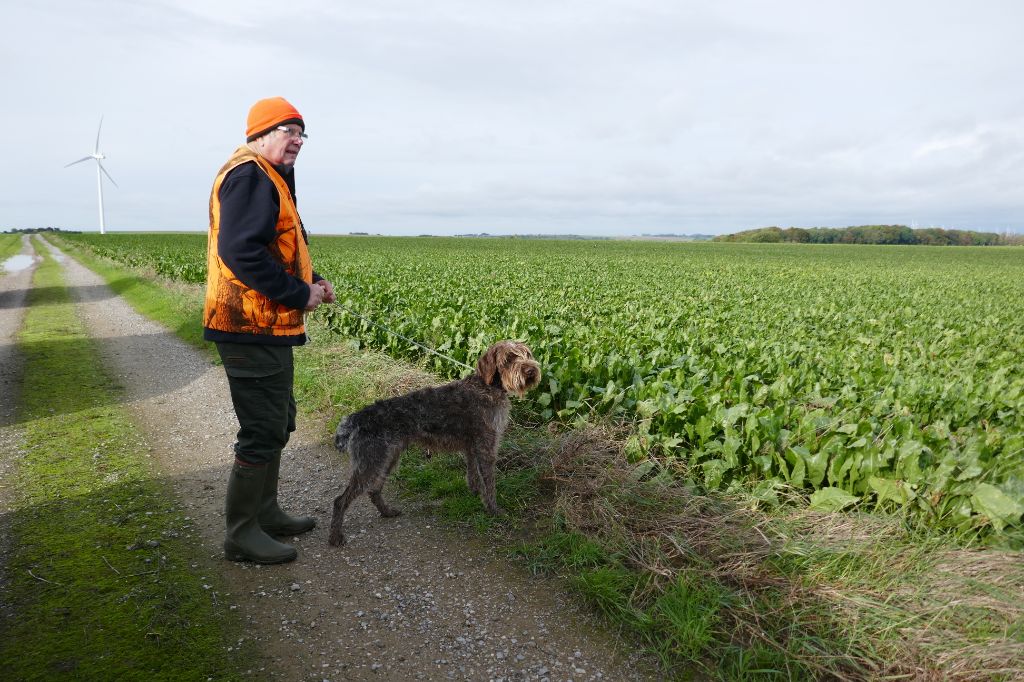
top-left (476, 344), bottom-right (500, 385)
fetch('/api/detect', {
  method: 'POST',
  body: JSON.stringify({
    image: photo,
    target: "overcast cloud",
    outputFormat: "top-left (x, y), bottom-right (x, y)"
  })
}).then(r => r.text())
top-left (3, 0), bottom-right (1022, 235)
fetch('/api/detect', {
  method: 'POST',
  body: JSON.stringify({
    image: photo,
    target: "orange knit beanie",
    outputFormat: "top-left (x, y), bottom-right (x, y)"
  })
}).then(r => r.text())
top-left (246, 97), bottom-right (304, 141)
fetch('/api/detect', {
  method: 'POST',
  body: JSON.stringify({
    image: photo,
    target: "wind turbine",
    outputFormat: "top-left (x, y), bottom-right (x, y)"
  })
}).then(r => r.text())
top-left (65, 117), bottom-right (118, 234)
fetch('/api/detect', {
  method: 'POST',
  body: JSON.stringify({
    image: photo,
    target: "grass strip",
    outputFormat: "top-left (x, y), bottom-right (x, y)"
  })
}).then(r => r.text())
top-left (0, 238), bottom-right (250, 680)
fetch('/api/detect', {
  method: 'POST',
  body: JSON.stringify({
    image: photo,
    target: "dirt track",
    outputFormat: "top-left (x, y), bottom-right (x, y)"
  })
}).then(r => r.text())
top-left (0, 236), bottom-right (658, 681)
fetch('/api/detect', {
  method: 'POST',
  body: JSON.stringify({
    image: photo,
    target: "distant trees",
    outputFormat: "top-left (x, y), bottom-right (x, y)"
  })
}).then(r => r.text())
top-left (714, 225), bottom-right (1009, 246)
top-left (4, 226), bottom-right (81, 234)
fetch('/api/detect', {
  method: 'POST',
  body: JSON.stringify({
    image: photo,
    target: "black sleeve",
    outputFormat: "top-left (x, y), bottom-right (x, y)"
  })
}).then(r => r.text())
top-left (217, 163), bottom-right (310, 311)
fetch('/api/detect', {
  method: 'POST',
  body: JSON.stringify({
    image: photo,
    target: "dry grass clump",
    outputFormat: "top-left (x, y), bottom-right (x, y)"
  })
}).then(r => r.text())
top-left (548, 424), bottom-right (773, 586)
top-left (778, 517), bottom-right (1024, 680)
top-left (540, 423), bottom-right (1024, 681)
top-left (783, 509), bottom-right (907, 548)
top-left (374, 360), bottom-right (440, 398)
top-left (898, 548), bottom-right (1024, 680)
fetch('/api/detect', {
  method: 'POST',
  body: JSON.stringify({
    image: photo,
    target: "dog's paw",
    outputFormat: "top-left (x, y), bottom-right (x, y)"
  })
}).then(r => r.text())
top-left (486, 505), bottom-right (507, 517)
top-left (327, 530), bottom-right (347, 547)
top-left (379, 507), bottom-right (403, 518)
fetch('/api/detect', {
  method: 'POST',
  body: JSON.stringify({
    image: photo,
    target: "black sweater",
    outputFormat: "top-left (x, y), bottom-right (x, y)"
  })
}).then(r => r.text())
top-left (203, 162), bottom-right (321, 346)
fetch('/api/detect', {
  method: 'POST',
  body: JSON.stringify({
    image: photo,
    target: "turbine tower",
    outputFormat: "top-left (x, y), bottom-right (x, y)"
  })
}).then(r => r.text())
top-left (65, 117), bottom-right (118, 234)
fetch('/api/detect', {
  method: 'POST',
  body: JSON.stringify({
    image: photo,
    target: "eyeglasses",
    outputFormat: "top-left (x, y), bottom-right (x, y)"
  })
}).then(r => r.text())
top-left (275, 126), bottom-right (308, 140)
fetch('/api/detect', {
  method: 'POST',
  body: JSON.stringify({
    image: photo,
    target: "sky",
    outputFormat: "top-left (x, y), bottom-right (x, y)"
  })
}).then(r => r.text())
top-left (3, 0), bottom-right (1023, 236)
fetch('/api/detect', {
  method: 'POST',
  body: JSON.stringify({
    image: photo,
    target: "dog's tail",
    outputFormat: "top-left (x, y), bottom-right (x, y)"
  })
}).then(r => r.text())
top-left (334, 415), bottom-right (355, 453)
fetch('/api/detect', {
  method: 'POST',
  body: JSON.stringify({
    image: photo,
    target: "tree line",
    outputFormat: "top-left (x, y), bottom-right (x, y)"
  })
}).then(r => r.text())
top-left (3, 227), bottom-right (82, 234)
top-left (714, 225), bottom-right (1020, 246)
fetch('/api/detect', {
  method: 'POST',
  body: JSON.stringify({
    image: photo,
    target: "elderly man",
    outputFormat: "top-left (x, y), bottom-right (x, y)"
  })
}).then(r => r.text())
top-left (203, 96), bottom-right (336, 564)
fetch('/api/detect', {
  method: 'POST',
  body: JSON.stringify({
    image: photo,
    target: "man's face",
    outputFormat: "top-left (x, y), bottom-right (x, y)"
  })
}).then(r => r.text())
top-left (260, 125), bottom-right (305, 167)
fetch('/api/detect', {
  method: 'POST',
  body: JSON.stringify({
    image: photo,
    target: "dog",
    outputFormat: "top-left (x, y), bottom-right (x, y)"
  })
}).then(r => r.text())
top-left (328, 341), bottom-right (541, 546)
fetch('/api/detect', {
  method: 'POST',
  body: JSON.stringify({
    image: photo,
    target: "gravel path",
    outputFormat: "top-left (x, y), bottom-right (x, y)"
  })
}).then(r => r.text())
top-left (9, 237), bottom-right (658, 682)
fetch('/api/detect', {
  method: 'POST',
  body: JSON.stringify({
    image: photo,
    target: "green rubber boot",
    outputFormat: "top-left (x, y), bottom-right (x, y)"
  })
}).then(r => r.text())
top-left (224, 462), bottom-right (297, 564)
top-left (258, 454), bottom-right (316, 537)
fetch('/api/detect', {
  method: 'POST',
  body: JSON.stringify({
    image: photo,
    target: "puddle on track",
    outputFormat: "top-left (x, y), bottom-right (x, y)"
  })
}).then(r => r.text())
top-left (2, 255), bottom-right (35, 273)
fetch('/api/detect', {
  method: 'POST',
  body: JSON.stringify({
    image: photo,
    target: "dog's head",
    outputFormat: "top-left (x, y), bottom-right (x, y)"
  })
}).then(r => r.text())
top-left (476, 341), bottom-right (541, 397)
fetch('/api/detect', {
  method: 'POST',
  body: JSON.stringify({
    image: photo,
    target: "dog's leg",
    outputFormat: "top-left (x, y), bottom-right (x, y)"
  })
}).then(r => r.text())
top-left (328, 476), bottom-right (365, 547)
top-left (329, 444), bottom-right (378, 546)
top-left (369, 491), bottom-right (402, 518)
top-left (464, 448), bottom-right (482, 495)
top-left (369, 444), bottom-right (404, 518)
top-left (474, 440), bottom-right (502, 515)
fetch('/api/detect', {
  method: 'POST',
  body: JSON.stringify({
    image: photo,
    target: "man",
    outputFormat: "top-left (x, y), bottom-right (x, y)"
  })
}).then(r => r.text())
top-left (203, 96), bottom-right (336, 564)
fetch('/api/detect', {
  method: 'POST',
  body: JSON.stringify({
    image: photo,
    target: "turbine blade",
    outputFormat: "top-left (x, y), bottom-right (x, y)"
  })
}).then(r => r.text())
top-left (65, 156), bottom-right (92, 167)
top-left (95, 115), bottom-right (104, 154)
top-left (98, 160), bottom-right (118, 188)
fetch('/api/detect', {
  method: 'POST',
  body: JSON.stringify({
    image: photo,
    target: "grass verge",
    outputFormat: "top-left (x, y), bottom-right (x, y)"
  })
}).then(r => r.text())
top-left (52, 234), bottom-right (1024, 680)
top-left (518, 426), bottom-right (1024, 679)
top-left (1, 233), bottom-right (23, 260)
top-left (0, 238), bottom-right (251, 680)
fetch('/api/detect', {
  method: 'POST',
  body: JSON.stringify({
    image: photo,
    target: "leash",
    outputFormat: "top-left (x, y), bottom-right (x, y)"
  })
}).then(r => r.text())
top-left (325, 301), bottom-right (476, 372)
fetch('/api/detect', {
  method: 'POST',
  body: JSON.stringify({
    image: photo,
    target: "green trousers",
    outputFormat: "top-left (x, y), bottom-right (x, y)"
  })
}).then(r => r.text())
top-left (216, 342), bottom-right (297, 465)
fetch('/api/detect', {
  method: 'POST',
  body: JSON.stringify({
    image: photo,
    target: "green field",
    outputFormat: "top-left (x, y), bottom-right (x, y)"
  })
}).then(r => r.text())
top-left (60, 233), bottom-right (1024, 544)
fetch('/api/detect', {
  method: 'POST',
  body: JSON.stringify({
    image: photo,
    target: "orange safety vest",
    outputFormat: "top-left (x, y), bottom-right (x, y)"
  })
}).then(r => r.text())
top-left (203, 146), bottom-right (313, 338)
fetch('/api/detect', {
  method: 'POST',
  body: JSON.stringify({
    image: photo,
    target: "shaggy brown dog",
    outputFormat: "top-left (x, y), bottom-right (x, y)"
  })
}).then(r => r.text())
top-left (328, 341), bottom-right (541, 546)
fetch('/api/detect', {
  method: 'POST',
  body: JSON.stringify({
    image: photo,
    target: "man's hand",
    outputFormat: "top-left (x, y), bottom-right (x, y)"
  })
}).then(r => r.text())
top-left (304, 282), bottom-right (326, 311)
top-left (318, 279), bottom-right (337, 304)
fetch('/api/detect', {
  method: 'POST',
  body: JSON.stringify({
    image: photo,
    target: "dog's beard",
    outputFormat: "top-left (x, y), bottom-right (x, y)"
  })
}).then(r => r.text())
top-left (501, 360), bottom-right (541, 397)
